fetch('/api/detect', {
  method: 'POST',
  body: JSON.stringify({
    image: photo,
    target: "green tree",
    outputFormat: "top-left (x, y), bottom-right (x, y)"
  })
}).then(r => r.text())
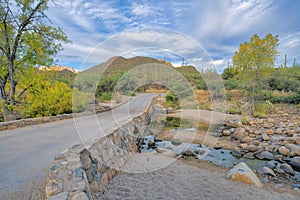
top-left (232, 34), bottom-right (279, 115)
top-left (0, 0), bottom-right (70, 121)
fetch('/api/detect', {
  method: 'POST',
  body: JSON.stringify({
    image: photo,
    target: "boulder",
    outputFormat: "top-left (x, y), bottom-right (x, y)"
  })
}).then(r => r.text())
top-left (247, 144), bottom-right (257, 152)
top-left (265, 161), bottom-right (276, 169)
top-left (226, 162), bottom-right (262, 187)
top-left (275, 165), bottom-right (285, 174)
top-left (280, 163), bottom-right (295, 175)
top-left (261, 167), bottom-right (276, 177)
top-left (290, 156), bottom-right (300, 171)
top-left (286, 144), bottom-right (300, 156)
top-left (256, 151), bottom-right (275, 160)
top-left (278, 146), bottom-right (290, 156)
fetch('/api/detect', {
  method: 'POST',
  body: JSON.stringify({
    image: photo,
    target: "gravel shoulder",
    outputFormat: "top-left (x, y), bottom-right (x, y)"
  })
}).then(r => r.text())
top-left (97, 153), bottom-right (300, 200)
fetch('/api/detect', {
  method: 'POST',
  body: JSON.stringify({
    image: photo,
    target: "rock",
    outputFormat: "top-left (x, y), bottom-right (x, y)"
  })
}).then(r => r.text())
top-left (291, 184), bottom-right (300, 189)
top-left (265, 161), bottom-right (276, 169)
top-left (266, 129), bottom-right (274, 135)
top-left (226, 162), bottom-right (263, 187)
top-left (241, 136), bottom-right (252, 143)
top-left (261, 133), bottom-right (270, 141)
top-left (287, 130), bottom-right (296, 137)
top-left (222, 129), bottom-right (231, 136)
top-left (240, 143), bottom-right (248, 149)
top-left (290, 156), bottom-right (300, 171)
top-left (194, 148), bottom-right (206, 155)
top-left (280, 163), bottom-right (295, 175)
top-left (156, 147), bottom-right (167, 153)
top-left (244, 153), bottom-right (255, 159)
top-left (261, 167), bottom-right (276, 177)
top-left (148, 140), bottom-right (156, 147)
top-left (171, 139), bottom-right (181, 146)
top-left (46, 179), bottom-right (63, 197)
top-left (275, 128), bottom-right (282, 134)
top-left (71, 192), bottom-right (89, 200)
top-left (275, 165), bottom-right (285, 174)
top-left (232, 128), bottom-right (247, 140)
top-left (48, 192), bottom-right (69, 200)
top-left (286, 144), bottom-right (300, 156)
top-left (182, 149), bottom-right (196, 156)
top-left (278, 146), bottom-right (290, 156)
top-left (247, 144), bottom-right (257, 152)
top-left (256, 151), bottom-right (275, 160)
top-left (232, 147), bottom-right (243, 157)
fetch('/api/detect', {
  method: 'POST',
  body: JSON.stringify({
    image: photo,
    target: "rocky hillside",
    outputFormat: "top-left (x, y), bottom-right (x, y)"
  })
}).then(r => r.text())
top-left (84, 56), bottom-right (174, 76)
top-left (39, 65), bottom-right (78, 73)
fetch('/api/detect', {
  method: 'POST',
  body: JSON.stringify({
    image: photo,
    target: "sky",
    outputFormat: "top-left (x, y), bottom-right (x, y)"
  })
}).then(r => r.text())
top-left (46, 0), bottom-right (300, 72)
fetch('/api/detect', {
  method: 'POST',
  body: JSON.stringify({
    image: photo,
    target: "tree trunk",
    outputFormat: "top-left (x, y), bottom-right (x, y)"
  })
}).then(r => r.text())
top-left (251, 96), bottom-right (255, 115)
top-left (2, 107), bottom-right (17, 121)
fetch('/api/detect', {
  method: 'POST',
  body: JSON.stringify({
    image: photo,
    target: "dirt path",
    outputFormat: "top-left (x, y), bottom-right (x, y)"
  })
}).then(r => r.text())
top-left (97, 153), bottom-right (299, 200)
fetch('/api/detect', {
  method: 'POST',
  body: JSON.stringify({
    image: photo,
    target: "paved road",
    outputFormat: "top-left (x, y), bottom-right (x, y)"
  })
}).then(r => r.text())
top-left (0, 93), bottom-right (156, 199)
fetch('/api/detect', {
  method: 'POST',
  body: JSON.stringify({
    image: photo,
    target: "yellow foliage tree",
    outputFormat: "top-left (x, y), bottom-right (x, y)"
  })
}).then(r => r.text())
top-left (232, 34), bottom-right (279, 115)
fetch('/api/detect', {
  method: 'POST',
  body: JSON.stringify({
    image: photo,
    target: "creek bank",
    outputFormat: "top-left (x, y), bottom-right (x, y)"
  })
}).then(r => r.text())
top-left (217, 105), bottom-right (300, 188)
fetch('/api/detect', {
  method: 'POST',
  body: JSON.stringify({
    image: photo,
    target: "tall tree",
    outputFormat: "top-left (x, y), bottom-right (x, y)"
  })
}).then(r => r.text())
top-left (0, 0), bottom-right (70, 121)
top-left (232, 34), bottom-right (279, 115)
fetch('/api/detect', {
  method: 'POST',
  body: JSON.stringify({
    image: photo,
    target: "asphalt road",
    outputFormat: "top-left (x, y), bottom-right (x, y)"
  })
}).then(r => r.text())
top-left (0, 93), bottom-right (156, 199)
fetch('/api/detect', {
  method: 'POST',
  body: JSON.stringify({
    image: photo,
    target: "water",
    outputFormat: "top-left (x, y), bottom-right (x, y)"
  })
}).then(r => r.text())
top-left (140, 136), bottom-right (266, 171)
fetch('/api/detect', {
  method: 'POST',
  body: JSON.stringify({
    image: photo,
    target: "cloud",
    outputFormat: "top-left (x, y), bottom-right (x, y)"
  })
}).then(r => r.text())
top-left (278, 31), bottom-right (300, 65)
top-left (45, 0), bottom-right (300, 71)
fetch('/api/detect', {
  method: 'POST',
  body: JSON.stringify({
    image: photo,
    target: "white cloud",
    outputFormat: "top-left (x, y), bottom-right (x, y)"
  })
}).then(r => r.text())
top-left (46, 0), bottom-right (299, 71)
top-left (131, 2), bottom-right (152, 16)
top-left (278, 31), bottom-right (300, 66)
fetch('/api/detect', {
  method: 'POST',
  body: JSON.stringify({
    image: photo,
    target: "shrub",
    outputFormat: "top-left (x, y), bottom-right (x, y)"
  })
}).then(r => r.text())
top-left (100, 92), bottom-right (112, 101)
top-left (254, 101), bottom-right (273, 118)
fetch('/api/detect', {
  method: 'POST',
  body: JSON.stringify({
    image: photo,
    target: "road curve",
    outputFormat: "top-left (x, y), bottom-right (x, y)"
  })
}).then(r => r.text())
top-left (0, 93), bottom-right (156, 199)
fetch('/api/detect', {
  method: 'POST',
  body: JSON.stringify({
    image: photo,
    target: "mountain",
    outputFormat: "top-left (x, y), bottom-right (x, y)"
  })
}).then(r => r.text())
top-left (83, 56), bottom-right (173, 76)
top-left (39, 65), bottom-right (78, 73)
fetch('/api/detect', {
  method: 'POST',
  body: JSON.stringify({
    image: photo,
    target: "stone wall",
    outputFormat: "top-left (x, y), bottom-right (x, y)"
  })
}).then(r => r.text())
top-left (0, 104), bottom-right (117, 131)
top-left (45, 107), bottom-right (154, 199)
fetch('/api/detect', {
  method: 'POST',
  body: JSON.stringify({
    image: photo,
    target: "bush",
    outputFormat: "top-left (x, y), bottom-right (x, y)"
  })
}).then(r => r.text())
top-left (224, 79), bottom-right (240, 90)
top-left (262, 90), bottom-right (300, 104)
top-left (227, 107), bottom-right (242, 114)
top-left (241, 116), bottom-right (249, 125)
top-left (254, 101), bottom-right (273, 118)
top-left (100, 92), bottom-right (112, 101)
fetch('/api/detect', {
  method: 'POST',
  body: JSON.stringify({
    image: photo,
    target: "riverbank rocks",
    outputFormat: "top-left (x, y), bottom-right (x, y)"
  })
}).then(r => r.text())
top-left (256, 151), bottom-right (275, 160)
top-left (226, 162), bottom-right (263, 187)
top-left (280, 163), bottom-right (295, 175)
top-left (278, 146), bottom-right (290, 156)
top-left (290, 156), bottom-right (300, 171)
top-left (261, 167), bottom-right (276, 177)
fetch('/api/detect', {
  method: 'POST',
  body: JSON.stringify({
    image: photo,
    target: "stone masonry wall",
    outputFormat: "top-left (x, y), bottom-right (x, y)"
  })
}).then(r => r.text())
top-left (45, 107), bottom-right (153, 199)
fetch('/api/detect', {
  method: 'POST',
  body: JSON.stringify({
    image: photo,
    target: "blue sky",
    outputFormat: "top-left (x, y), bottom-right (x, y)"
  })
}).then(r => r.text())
top-left (46, 0), bottom-right (300, 72)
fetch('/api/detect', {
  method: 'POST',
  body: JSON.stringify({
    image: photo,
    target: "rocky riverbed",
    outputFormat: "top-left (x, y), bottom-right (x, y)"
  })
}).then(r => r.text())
top-left (145, 104), bottom-right (300, 189)
top-left (218, 104), bottom-right (300, 188)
